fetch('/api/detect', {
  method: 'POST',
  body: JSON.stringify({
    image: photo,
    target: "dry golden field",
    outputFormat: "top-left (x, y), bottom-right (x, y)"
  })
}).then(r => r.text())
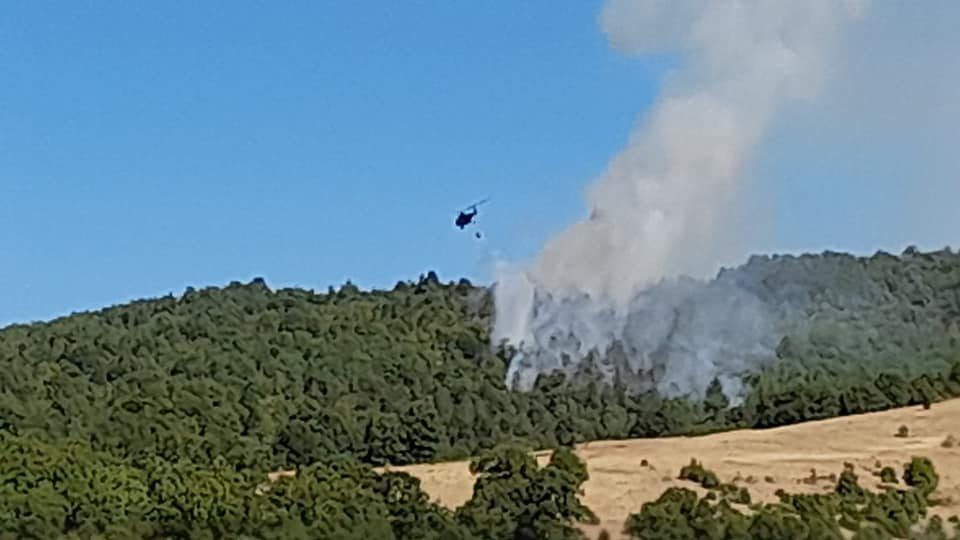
top-left (380, 399), bottom-right (960, 539)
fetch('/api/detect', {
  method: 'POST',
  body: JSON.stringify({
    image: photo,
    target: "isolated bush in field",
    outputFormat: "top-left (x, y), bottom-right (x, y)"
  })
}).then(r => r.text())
top-left (678, 458), bottom-right (720, 489)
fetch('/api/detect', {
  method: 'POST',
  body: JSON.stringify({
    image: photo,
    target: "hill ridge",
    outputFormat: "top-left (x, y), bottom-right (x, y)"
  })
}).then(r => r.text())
top-left (0, 247), bottom-right (959, 472)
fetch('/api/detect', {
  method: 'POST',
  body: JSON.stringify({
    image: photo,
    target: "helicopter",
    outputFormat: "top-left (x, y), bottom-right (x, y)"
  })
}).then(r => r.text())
top-left (455, 198), bottom-right (489, 238)
top-left (455, 198), bottom-right (489, 229)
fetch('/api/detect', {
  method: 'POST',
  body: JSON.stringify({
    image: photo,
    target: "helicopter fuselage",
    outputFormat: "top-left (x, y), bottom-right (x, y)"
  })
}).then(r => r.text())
top-left (455, 209), bottom-right (477, 229)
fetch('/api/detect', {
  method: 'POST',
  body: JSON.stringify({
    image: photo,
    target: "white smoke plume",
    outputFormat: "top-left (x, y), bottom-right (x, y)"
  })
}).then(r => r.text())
top-left (492, 0), bottom-right (868, 401)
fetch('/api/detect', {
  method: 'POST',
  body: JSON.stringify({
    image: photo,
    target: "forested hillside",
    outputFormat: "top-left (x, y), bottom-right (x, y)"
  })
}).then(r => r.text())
top-left (3, 247), bottom-right (960, 537)
top-left (2, 248), bottom-right (960, 472)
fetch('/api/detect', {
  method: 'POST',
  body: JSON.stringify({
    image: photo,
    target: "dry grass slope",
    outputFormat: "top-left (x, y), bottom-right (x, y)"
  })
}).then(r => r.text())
top-left (381, 399), bottom-right (960, 539)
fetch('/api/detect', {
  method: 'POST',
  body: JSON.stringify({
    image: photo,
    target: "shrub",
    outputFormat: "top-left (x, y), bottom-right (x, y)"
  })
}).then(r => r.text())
top-left (902, 456), bottom-right (939, 497)
top-left (877, 466), bottom-right (898, 484)
top-left (623, 458), bottom-right (944, 540)
top-left (678, 458), bottom-right (720, 489)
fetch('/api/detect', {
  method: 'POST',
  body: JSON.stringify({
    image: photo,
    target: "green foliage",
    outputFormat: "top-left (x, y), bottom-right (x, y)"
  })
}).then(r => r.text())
top-left (678, 458), bottom-right (720, 489)
top-left (3, 250), bottom-right (960, 475)
top-left (0, 432), bottom-right (603, 539)
top-left (624, 458), bottom-right (947, 540)
top-left (622, 486), bottom-right (751, 539)
top-left (251, 460), bottom-right (396, 539)
top-left (910, 515), bottom-right (950, 540)
top-left (0, 432), bottom-right (158, 538)
top-left (373, 471), bottom-right (472, 540)
top-left (455, 444), bottom-right (597, 540)
top-left (902, 457), bottom-right (939, 497)
top-left (878, 466), bottom-right (900, 484)
top-left (2, 250), bottom-right (960, 537)
top-left (836, 463), bottom-right (867, 501)
top-left (674, 459), bottom-right (752, 506)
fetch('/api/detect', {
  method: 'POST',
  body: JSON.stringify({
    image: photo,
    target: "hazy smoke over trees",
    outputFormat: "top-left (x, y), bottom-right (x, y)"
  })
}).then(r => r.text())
top-left (492, 0), bottom-right (870, 401)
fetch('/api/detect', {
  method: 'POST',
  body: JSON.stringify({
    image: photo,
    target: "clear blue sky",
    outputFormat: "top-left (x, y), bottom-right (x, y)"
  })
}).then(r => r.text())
top-left (1, 2), bottom-right (955, 327)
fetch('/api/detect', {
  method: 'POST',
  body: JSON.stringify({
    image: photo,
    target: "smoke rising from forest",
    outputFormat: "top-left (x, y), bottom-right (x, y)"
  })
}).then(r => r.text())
top-left (492, 0), bottom-right (869, 401)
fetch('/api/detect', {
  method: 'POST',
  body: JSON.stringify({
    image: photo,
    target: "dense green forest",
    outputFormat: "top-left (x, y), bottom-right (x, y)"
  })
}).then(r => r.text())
top-left (2, 248), bottom-right (960, 471)
top-left (2, 247), bottom-right (960, 537)
top-left (0, 432), bottom-right (596, 539)
top-left (3, 432), bottom-right (956, 539)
